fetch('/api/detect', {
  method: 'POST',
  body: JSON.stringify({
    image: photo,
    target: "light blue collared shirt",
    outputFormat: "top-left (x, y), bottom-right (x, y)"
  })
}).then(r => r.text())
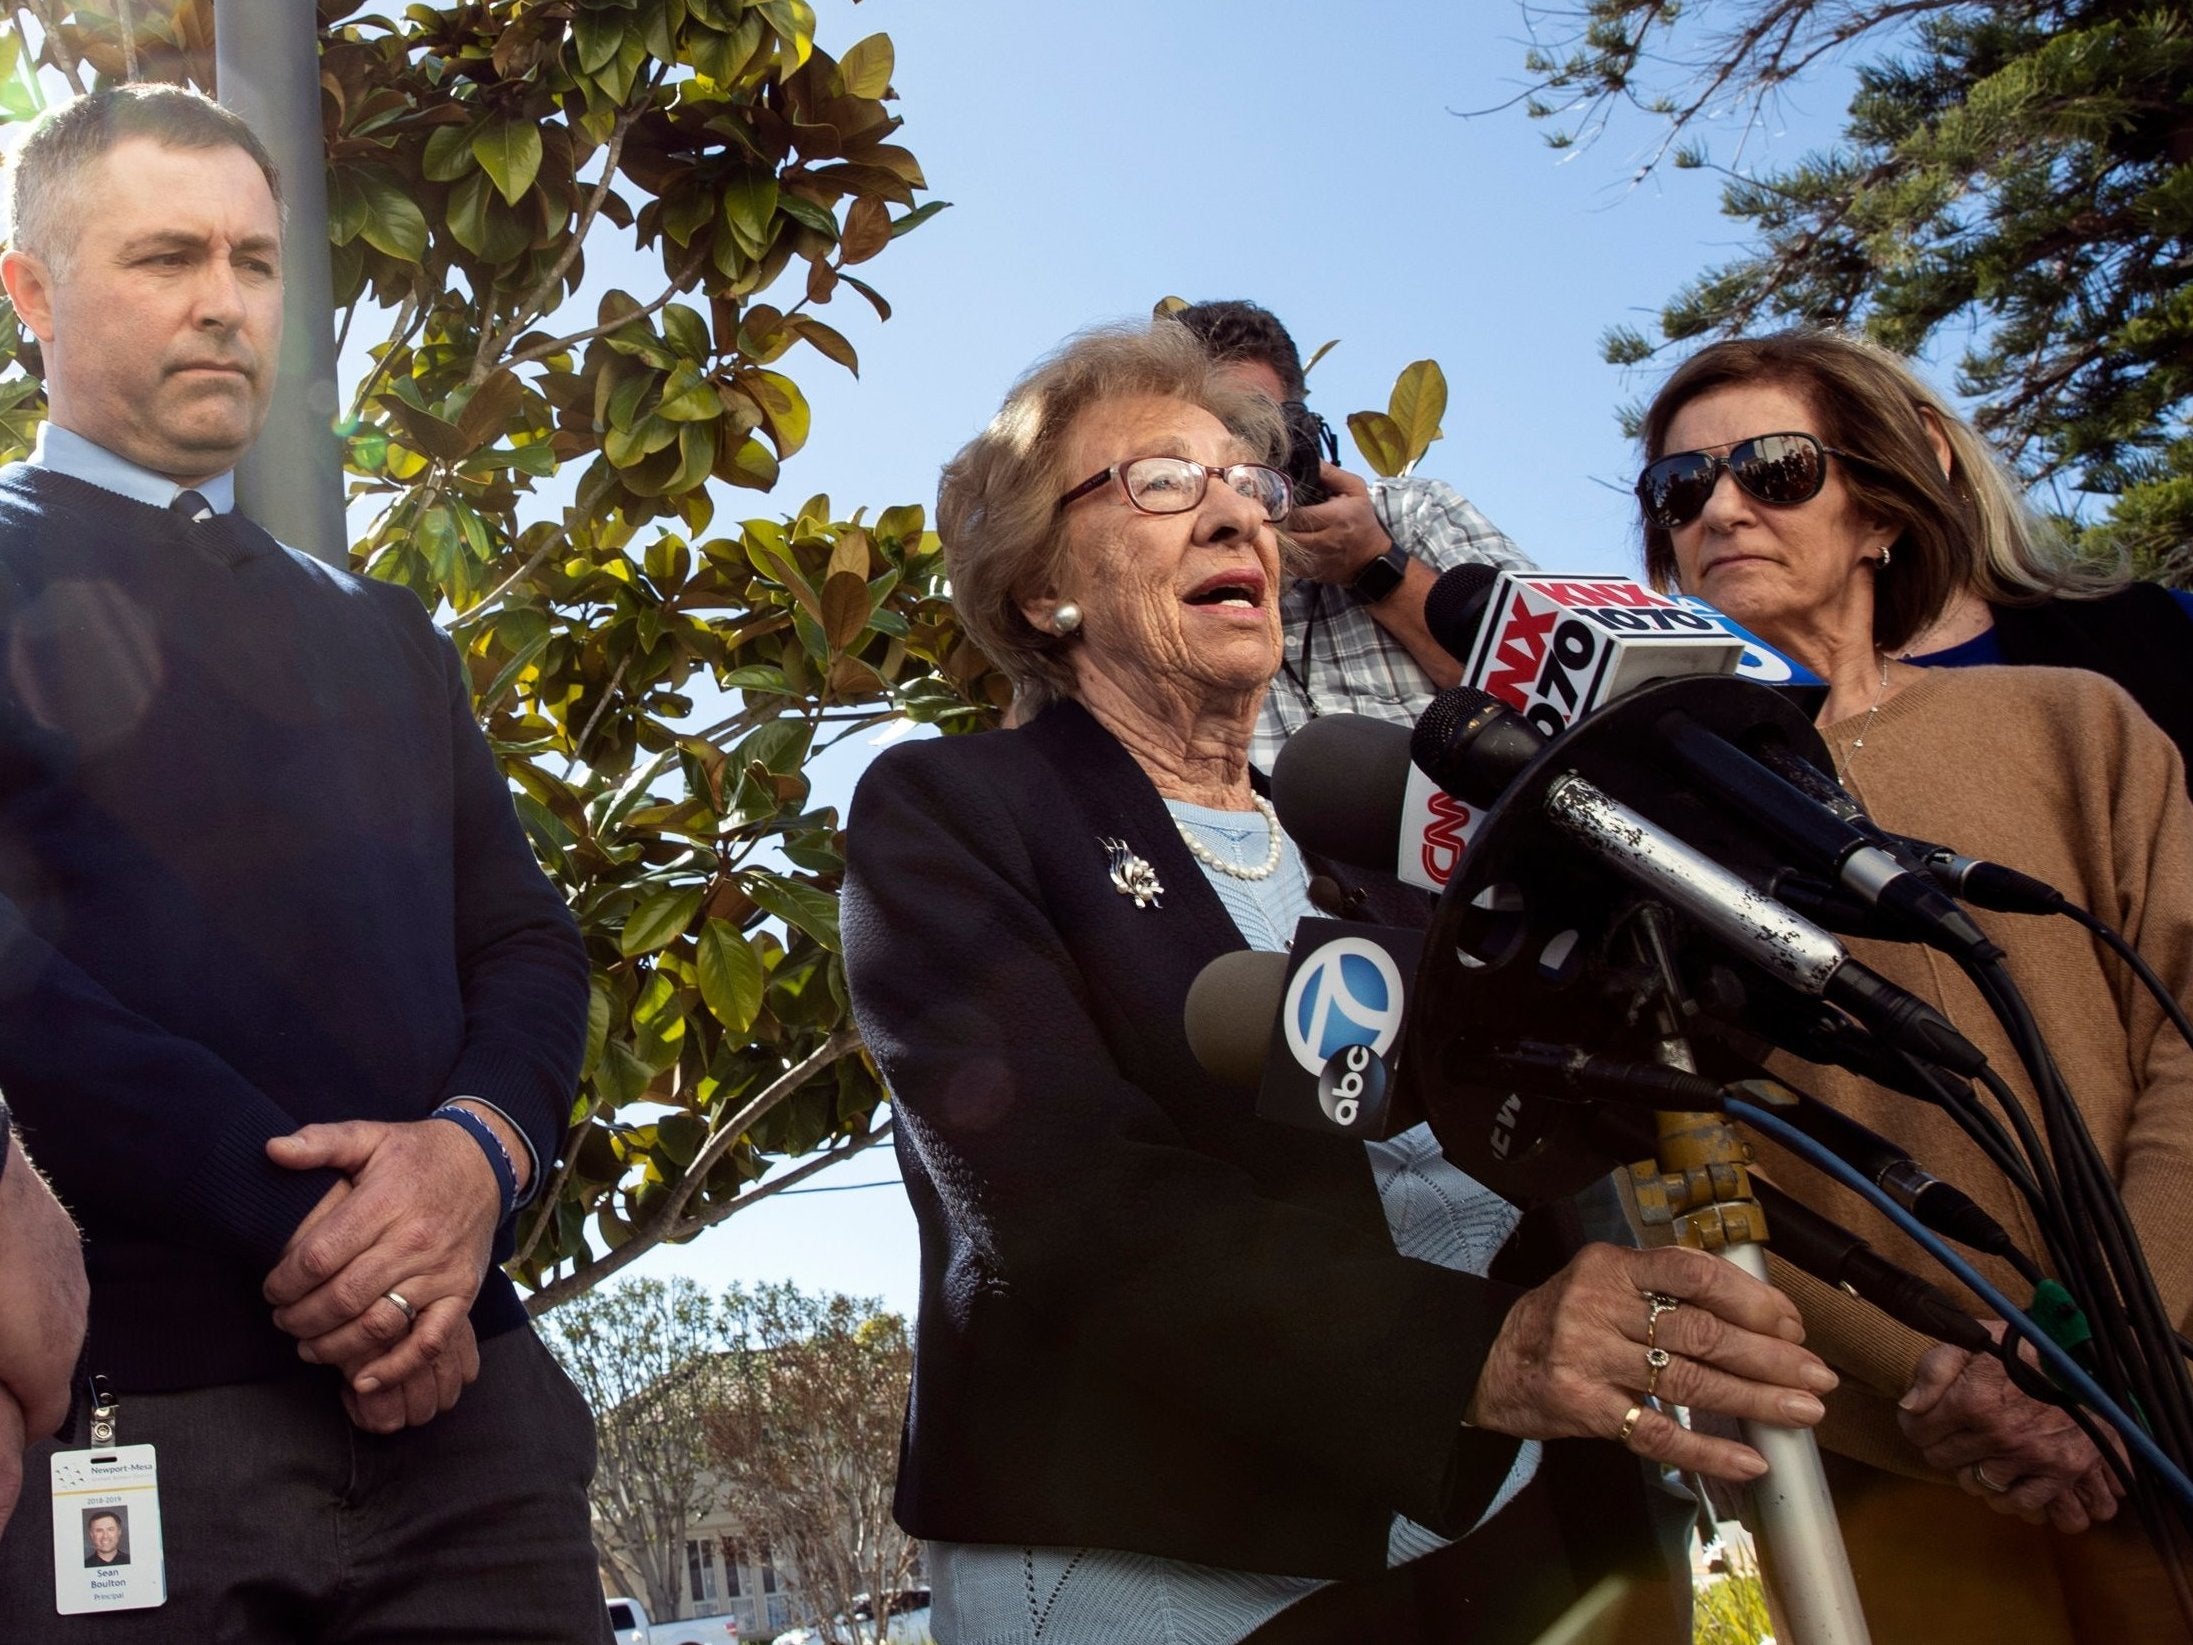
top-left (30, 422), bottom-right (239, 515)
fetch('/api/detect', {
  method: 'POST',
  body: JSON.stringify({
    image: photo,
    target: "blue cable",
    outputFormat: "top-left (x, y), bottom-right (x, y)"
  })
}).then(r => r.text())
top-left (1728, 1096), bottom-right (2193, 1513)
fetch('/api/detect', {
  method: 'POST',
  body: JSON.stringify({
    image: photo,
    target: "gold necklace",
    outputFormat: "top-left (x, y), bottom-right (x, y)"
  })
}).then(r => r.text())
top-left (1841, 652), bottom-right (1892, 774)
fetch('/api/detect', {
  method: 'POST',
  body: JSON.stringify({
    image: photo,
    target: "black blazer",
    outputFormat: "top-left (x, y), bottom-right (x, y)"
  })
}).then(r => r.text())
top-left (842, 701), bottom-right (1533, 1581)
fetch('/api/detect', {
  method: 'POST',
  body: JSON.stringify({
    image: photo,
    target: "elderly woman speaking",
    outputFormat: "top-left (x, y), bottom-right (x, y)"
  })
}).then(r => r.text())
top-left (840, 323), bottom-right (1836, 1645)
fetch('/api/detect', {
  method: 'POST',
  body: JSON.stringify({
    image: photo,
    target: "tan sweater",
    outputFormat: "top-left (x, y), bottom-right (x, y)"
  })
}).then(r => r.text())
top-left (1744, 665), bottom-right (2193, 1478)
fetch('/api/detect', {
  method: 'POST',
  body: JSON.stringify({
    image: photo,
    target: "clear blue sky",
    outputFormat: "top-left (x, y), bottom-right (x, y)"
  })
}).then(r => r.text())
top-left (628, 0), bottom-right (1866, 1316)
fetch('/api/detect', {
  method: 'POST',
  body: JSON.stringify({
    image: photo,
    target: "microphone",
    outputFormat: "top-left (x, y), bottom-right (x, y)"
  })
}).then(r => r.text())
top-left (1656, 711), bottom-right (2003, 962)
top-left (1271, 715), bottom-right (1478, 893)
top-left (1750, 746), bottom-right (2067, 916)
top-left (1184, 919), bottom-right (1426, 1139)
top-left (1184, 949), bottom-right (1290, 1090)
top-left (1400, 688), bottom-right (1988, 1074)
top-left (1745, 1082), bottom-right (2025, 1262)
top-left (1457, 570), bottom-right (1748, 739)
top-left (1748, 1176), bottom-right (1995, 1353)
top-left (1424, 563), bottom-right (1501, 662)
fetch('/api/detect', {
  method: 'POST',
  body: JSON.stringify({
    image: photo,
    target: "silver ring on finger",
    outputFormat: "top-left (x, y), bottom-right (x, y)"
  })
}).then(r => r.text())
top-left (1618, 1403), bottom-right (1646, 1446)
top-left (1644, 1345), bottom-right (1673, 1401)
top-left (383, 1289), bottom-right (418, 1328)
top-left (1970, 1463), bottom-right (2013, 1494)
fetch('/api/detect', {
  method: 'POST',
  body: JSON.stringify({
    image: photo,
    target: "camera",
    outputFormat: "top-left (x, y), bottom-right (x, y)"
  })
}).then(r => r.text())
top-left (1280, 400), bottom-right (1339, 511)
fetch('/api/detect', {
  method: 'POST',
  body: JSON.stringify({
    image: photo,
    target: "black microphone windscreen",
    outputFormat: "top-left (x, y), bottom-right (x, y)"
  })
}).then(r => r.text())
top-left (1268, 713), bottom-right (1412, 874)
top-left (1411, 685), bottom-right (1540, 808)
top-left (1424, 563), bottom-right (1500, 662)
top-left (1184, 949), bottom-right (1290, 1089)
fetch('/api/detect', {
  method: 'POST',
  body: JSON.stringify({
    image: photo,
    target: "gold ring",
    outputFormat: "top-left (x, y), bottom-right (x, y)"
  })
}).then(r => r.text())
top-left (383, 1290), bottom-right (417, 1326)
top-left (1645, 1345), bottom-right (1673, 1400)
top-left (1970, 1463), bottom-right (2012, 1494)
top-left (1618, 1403), bottom-right (1646, 1445)
top-left (1645, 1291), bottom-right (1680, 1353)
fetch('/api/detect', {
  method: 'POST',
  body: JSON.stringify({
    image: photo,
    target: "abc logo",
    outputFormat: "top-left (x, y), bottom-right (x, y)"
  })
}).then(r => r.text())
top-left (1283, 936), bottom-right (1405, 1086)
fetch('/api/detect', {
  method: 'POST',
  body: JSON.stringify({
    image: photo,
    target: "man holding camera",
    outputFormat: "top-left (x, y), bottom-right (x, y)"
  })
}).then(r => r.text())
top-left (1175, 301), bottom-right (1533, 769)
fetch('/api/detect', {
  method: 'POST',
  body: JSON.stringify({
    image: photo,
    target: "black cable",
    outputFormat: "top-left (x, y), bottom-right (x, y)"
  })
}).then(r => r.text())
top-left (1971, 958), bottom-right (2193, 1472)
top-left (2060, 900), bottom-right (2193, 1055)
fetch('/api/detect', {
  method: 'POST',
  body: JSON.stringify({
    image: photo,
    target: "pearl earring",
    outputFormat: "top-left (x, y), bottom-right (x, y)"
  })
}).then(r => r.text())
top-left (1052, 602), bottom-right (1082, 635)
top-left (1875, 545), bottom-right (1893, 569)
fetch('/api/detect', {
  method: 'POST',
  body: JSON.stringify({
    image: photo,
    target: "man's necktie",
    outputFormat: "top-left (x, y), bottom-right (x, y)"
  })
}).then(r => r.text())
top-left (170, 489), bottom-right (215, 524)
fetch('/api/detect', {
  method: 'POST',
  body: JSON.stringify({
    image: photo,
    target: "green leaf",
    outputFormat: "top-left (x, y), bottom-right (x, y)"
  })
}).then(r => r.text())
top-left (573, 6), bottom-right (627, 73)
top-left (1386, 360), bottom-right (1447, 463)
top-left (351, 169), bottom-right (429, 263)
top-left (742, 870), bottom-right (841, 953)
top-left (473, 120), bottom-right (544, 207)
top-left (1346, 410), bottom-right (1410, 477)
top-left (583, 978), bottom-right (614, 1079)
top-left (839, 32), bottom-right (894, 97)
top-left (697, 918), bottom-right (766, 1037)
top-left (630, 969), bottom-right (688, 1071)
top-left (661, 302), bottom-right (711, 361)
top-left (655, 1111), bottom-right (708, 1170)
top-left (620, 883), bottom-right (706, 957)
top-left (776, 193), bottom-right (838, 238)
top-left (890, 199), bottom-right (952, 239)
top-left (422, 124), bottom-right (476, 183)
top-left (720, 171), bottom-right (781, 254)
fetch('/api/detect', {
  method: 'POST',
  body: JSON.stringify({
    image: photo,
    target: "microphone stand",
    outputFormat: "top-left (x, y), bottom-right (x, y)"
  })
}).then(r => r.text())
top-left (1625, 908), bottom-right (1870, 1645)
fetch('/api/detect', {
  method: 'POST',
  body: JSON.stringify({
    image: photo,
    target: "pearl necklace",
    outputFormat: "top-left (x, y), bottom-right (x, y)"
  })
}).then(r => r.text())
top-left (1174, 793), bottom-right (1285, 881)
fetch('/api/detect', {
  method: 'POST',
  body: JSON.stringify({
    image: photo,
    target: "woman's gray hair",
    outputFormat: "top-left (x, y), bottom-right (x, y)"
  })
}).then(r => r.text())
top-left (1637, 330), bottom-right (2120, 653)
top-left (938, 321), bottom-right (1286, 714)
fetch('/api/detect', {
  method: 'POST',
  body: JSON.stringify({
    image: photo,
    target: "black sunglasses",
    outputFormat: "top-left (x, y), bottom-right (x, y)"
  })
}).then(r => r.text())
top-left (1635, 432), bottom-right (1867, 530)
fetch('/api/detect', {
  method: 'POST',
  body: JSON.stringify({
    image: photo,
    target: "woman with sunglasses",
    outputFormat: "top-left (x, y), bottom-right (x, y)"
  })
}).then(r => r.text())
top-left (839, 323), bottom-right (1838, 1645)
top-left (1637, 331), bottom-right (2193, 1644)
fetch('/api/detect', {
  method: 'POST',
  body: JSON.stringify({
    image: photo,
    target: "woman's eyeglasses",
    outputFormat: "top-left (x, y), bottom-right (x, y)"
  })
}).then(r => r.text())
top-left (1057, 456), bottom-right (1292, 523)
top-left (1635, 432), bottom-right (1865, 529)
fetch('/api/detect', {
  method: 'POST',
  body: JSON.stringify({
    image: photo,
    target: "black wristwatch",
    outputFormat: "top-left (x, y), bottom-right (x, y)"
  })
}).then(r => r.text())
top-left (1350, 541), bottom-right (1410, 604)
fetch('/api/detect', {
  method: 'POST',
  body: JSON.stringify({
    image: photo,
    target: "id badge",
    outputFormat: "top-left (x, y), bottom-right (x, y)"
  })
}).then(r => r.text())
top-left (49, 1445), bottom-right (166, 1614)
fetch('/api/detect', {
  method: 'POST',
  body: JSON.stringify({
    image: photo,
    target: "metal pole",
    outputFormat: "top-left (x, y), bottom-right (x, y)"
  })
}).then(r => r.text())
top-left (213, 0), bottom-right (347, 565)
top-left (1721, 1239), bottom-right (1872, 1645)
top-left (1640, 1053), bottom-right (1872, 1645)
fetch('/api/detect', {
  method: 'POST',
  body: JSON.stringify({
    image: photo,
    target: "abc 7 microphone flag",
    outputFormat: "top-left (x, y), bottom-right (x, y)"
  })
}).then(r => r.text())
top-left (1258, 920), bottom-right (1424, 1139)
top-left (1392, 571), bottom-right (1821, 894)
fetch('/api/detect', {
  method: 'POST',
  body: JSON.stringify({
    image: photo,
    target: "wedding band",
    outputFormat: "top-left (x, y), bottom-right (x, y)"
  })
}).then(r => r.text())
top-left (1970, 1463), bottom-right (2012, 1494)
top-left (1618, 1403), bottom-right (1645, 1445)
top-left (383, 1290), bottom-right (417, 1325)
top-left (1645, 1345), bottom-right (1672, 1400)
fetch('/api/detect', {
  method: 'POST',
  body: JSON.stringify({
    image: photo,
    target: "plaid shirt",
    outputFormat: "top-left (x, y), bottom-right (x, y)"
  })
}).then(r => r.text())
top-left (1251, 474), bottom-right (1533, 771)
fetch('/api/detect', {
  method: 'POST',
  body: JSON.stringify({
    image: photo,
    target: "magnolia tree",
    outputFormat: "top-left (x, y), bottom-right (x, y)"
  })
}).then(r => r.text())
top-left (0, 0), bottom-right (1006, 1309)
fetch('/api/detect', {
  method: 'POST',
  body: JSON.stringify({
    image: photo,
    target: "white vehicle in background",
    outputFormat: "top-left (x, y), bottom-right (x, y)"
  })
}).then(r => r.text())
top-left (774, 1587), bottom-right (932, 1645)
top-left (604, 1595), bottom-right (741, 1645)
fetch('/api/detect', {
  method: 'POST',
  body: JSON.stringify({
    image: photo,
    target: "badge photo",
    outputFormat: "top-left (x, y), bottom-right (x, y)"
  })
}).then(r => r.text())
top-left (49, 1445), bottom-right (166, 1614)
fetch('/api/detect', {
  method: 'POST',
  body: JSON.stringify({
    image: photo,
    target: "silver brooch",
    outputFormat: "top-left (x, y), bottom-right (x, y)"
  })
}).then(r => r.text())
top-left (1101, 837), bottom-right (1164, 908)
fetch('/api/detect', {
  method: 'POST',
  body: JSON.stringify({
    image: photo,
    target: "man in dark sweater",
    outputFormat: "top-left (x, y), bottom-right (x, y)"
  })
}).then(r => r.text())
top-left (0, 86), bottom-right (603, 1640)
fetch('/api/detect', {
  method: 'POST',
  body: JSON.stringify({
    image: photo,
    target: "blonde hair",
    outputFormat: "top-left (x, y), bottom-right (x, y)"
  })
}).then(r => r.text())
top-left (938, 322), bottom-right (1285, 714)
top-left (1637, 331), bottom-right (2119, 653)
